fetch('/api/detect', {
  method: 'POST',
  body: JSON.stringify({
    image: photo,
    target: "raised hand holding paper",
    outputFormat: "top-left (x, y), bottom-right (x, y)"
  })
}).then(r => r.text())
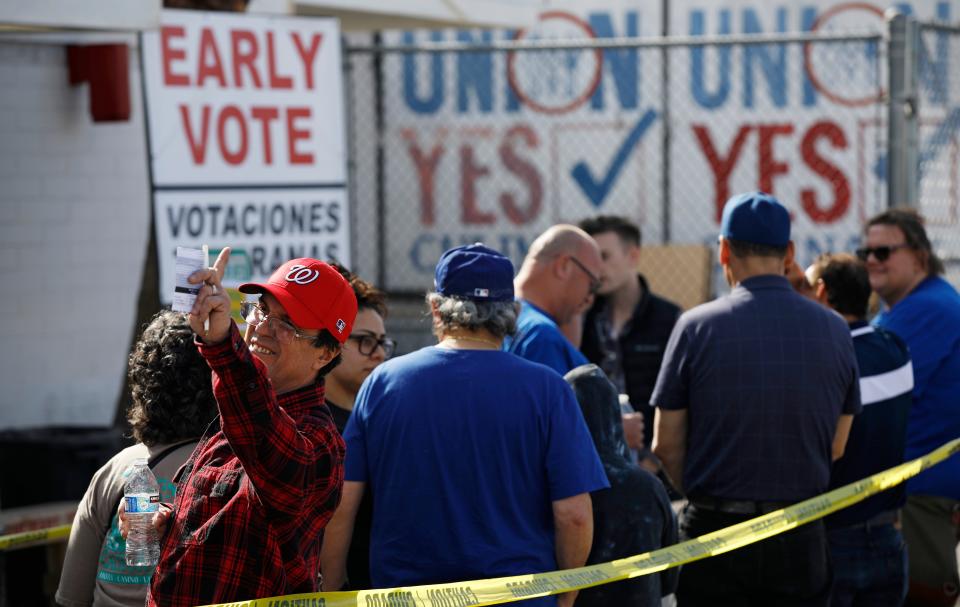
top-left (172, 245), bottom-right (209, 314)
top-left (186, 247), bottom-right (233, 344)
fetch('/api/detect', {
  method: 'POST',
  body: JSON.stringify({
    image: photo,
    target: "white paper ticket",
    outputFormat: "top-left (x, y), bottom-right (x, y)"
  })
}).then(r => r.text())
top-left (172, 245), bottom-right (208, 313)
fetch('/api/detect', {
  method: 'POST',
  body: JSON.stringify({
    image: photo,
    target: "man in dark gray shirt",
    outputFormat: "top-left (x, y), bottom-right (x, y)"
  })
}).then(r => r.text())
top-left (651, 191), bottom-right (861, 606)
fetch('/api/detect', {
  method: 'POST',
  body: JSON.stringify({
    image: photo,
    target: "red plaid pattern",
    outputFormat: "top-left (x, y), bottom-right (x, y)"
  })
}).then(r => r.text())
top-left (147, 323), bottom-right (345, 607)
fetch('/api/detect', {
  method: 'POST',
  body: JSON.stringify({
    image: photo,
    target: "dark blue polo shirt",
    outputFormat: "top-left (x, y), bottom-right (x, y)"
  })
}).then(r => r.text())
top-left (827, 322), bottom-right (912, 528)
top-left (651, 275), bottom-right (861, 502)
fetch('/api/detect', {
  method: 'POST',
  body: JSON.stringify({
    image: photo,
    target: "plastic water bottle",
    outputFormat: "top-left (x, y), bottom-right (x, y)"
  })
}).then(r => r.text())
top-left (124, 458), bottom-right (160, 566)
top-left (618, 394), bottom-right (640, 464)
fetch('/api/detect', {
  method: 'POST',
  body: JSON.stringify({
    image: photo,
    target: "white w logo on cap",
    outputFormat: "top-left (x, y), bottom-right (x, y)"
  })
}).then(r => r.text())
top-left (285, 265), bottom-right (320, 285)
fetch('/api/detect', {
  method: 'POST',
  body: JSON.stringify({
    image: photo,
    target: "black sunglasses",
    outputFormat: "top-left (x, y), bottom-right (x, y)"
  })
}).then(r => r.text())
top-left (855, 244), bottom-right (911, 262)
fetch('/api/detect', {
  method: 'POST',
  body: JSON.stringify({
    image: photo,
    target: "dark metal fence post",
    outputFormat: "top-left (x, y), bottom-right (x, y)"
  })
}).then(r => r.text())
top-left (887, 11), bottom-right (919, 208)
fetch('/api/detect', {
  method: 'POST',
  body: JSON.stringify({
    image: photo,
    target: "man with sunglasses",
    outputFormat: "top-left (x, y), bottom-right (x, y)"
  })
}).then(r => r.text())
top-left (505, 224), bottom-right (604, 375)
top-left (863, 209), bottom-right (960, 606)
top-left (135, 250), bottom-right (357, 607)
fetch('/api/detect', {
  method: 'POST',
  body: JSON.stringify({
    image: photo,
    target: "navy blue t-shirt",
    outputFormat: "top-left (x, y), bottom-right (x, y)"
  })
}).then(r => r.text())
top-left (827, 322), bottom-right (912, 528)
top-left (651, 275), bottom-right (861, 502)
top-left (344, 346), bottom-right (608, 596)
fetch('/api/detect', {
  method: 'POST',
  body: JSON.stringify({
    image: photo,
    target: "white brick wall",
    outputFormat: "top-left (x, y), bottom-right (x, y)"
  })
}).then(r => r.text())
top-left (0, 37), bottom-right (150, 429)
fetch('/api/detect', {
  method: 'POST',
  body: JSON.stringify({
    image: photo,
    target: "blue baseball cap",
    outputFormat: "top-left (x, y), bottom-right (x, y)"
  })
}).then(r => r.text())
top-left (434, 243), bottom-right (515, 302)
top-left (720, 191), bottom-right (791, 247)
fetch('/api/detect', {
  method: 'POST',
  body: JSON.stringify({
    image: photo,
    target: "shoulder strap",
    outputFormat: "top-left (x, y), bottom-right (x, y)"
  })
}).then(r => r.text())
top-left (148, 438), bottom-right (197, 470)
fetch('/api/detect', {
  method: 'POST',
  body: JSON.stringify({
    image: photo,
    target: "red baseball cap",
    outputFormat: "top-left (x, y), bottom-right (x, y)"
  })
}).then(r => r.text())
top-left (239, 258), bottom-right (358, 344)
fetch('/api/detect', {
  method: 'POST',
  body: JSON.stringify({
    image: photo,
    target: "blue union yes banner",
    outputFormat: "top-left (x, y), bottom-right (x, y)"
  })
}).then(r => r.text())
top-left (368, 0), bottom-right (959, 293)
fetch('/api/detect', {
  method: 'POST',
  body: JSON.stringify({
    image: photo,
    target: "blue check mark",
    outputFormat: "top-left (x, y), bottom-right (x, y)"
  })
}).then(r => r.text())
top-left (571, 109), bottom-right (658, 208)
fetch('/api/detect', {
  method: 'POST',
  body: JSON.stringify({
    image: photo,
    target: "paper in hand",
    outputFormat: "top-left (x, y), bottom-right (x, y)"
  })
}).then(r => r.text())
top-left (172, 245), bottom-right (209, 313)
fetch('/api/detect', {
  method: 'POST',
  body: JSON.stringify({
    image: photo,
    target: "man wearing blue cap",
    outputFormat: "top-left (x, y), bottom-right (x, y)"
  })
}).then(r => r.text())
top-left (651, 192), bottom-right (862, 606)
top-left (321, 244), bottom-right (608, 606)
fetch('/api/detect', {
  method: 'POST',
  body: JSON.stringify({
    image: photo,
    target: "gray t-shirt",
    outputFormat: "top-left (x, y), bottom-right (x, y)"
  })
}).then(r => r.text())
top-left (56, 441), bottom-right (196, 607)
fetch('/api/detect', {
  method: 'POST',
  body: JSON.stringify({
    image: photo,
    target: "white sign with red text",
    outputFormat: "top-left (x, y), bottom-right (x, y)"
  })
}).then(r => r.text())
top-left (142, 10), bottom-right (346, 186)
top-left (142, 10), bottom-right (350, 305)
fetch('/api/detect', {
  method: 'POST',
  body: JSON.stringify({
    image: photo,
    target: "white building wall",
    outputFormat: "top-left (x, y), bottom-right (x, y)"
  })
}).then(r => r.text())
top-left (0, 36), bottom-right (150, 429)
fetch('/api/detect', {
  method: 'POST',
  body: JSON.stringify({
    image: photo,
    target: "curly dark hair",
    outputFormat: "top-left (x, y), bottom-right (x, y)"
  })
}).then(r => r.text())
top-left (126, 310), bottom-right (218, 446)
top-left (307, 262), bottom-right (388, 378)
top-left (327, 261), bottom-right (388, 318)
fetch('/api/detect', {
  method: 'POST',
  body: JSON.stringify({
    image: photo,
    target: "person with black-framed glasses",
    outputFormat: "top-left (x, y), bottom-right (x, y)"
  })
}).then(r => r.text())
top-left (320, 263), bottom-right (392, 592)
top-left (347, 333), bottom-right (397, 359)
top-left (322, 266), bottom-right (394, 436)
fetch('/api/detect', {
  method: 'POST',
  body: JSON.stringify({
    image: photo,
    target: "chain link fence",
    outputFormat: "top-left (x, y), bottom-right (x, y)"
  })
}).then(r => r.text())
top-left (343, 16), bottom-right (948, 351)
top-left (916, 20), bottom-right (960, 286)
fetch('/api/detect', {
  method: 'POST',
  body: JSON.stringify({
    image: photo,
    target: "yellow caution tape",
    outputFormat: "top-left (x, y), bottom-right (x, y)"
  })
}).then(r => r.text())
top-left (2, 438), bottom-right (957, 607)
top-left (204, 437), bottom-right (960, 607)
top-left (0, 523), bottom-right (72, 551)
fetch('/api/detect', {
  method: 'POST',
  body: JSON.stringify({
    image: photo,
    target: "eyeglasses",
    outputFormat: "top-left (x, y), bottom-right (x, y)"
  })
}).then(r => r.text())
top-left (348, 333), bottom-right (397, 358)
top-left (240, 301), bottom-right (317, 344)
top-left (568, 256), bottom-right (602, 294)
top-left (855, 244), bottom-right (911, 262)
